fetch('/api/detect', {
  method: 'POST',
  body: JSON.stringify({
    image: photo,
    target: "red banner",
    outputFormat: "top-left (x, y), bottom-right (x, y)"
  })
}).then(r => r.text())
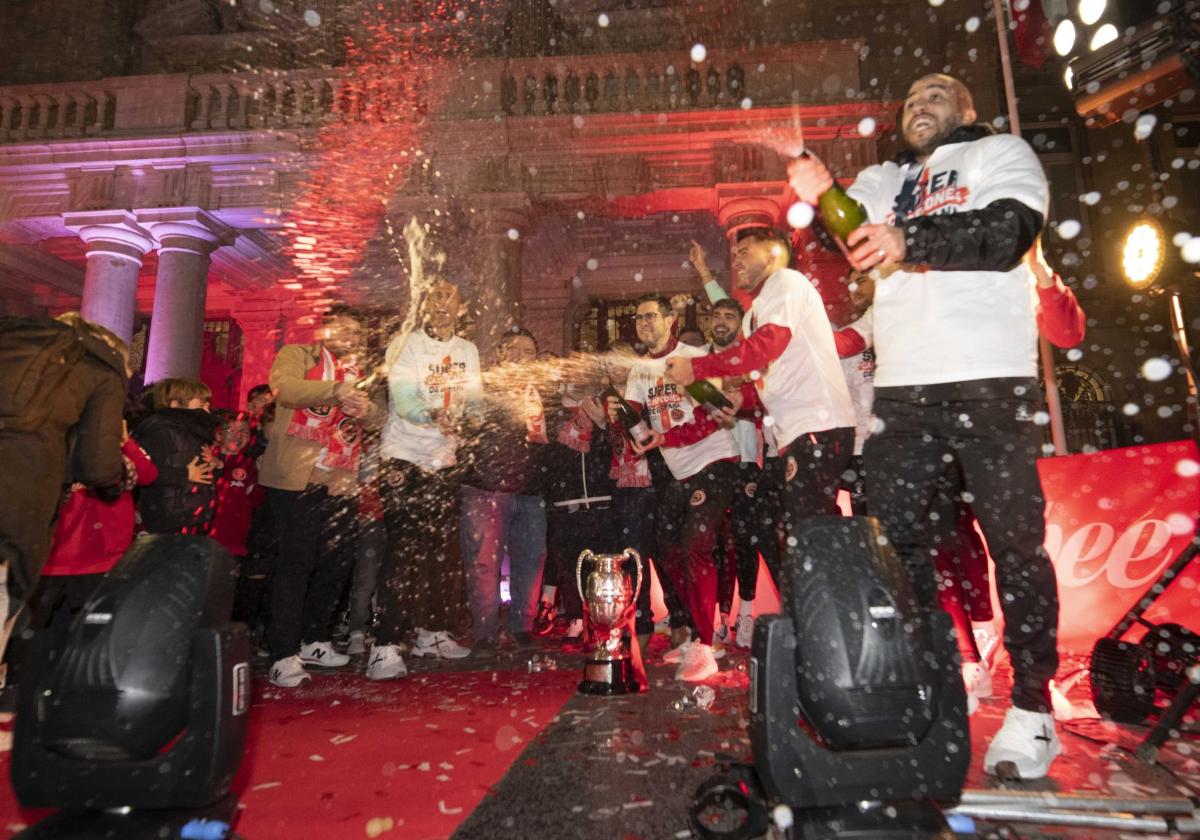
top-left (1038, 440), bottom-right (1200, 653)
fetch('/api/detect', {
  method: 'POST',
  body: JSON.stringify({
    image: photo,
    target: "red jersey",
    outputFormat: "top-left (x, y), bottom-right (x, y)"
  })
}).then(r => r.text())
top-left (211, 451), bottom-right (266, 557)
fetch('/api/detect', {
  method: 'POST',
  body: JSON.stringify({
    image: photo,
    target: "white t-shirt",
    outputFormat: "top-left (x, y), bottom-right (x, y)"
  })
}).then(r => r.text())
top-left (625, 342), bottom-right (739, 481)
top-left (847, 132), bottom-right (1049, 387)
top-left (839, 307), bottom-right (875, 456)
top-left (381, 329), bottom-right (481, 471)
top-left (745, 267), bottom-right (856, 451)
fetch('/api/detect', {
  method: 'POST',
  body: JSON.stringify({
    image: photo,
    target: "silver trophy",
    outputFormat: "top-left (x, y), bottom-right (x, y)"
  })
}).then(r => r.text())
top-left (576, 548), bottom-right (644, 695)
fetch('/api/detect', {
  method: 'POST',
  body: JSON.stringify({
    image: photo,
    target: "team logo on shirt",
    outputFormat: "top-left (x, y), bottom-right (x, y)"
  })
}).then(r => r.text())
top-left (690, 489), bottom-right (706, 507)
top-left (744, 481), bottom-right (758, 498)
top-left (785, 456), bottom-right (798, 482)
top-left (231, 467), bottom-right (248, 483)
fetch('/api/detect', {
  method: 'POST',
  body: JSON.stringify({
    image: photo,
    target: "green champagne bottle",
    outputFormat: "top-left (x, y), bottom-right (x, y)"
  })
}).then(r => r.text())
top-left (802, 151), bottom-right (867, 241)
top-left (684, 378), bottom-right (732, 410)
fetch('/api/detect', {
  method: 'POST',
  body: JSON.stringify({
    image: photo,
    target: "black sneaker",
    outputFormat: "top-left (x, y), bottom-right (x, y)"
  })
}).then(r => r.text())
top-left (531, 601), bottom-right (557, 637)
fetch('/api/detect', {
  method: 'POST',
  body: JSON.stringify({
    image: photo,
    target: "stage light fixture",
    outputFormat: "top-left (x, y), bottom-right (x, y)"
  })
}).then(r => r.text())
top-left (688, 517), bottom-right (969, 837)
top-left (1066, 1), bottom-right (1199, 126)
top-left (1054, 19), bottom-right (1078, 56)
top-left (1090, 22), bottom-right (1120, 50)
top-left (12, 535), bottom-right (250, 839)
top-left (1121, 218), bottom-right (1167, 289)
top-left (1079, 0), bottom-right (1108, 26)
top-left (1064, 65), bottom-right (1075, 89)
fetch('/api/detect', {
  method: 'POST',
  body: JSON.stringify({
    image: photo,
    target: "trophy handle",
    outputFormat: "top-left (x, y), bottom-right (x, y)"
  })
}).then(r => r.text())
top-left (576, 549), bottom-right (597, 602)
top-left (622, 548), bottom-right (643, 601)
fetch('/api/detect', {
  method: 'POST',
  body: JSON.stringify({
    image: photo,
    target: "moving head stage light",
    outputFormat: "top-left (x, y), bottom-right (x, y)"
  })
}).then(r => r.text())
top-left (691, 517), bottom-right (969, 839)
top-left (12, 535), bottom-right (250, 839)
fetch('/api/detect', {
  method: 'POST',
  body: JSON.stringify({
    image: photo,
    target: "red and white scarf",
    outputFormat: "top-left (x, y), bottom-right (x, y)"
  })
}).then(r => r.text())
top-left (285, 346), bottom-right (363, 472)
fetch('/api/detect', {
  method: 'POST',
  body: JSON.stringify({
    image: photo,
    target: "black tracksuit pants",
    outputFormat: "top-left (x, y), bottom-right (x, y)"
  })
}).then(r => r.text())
top-left (865, 378), bottom-right (1059, 713)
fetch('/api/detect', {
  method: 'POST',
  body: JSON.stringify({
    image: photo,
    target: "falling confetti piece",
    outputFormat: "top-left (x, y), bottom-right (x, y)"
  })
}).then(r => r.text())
top-left (438, 801), bottom-right (464, 815)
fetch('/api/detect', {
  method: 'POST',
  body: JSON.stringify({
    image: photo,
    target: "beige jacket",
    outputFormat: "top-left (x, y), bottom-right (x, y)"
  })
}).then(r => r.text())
top-left (258, 343), bottom-right (384, 496)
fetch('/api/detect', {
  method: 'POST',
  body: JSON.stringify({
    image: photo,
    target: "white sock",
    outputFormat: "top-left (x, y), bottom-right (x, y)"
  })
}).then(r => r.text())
top-left (738, 600), bottom-right (754, 618)
top-left (541, 585), bottom-right (557, 603)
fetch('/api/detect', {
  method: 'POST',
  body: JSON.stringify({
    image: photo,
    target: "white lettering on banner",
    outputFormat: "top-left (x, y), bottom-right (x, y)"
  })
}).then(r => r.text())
top-left (1047, 515), bottom-right (1175, 590)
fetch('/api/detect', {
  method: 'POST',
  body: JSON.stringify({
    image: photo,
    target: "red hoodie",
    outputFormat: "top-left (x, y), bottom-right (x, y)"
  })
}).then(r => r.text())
top-left (43, 438), bottom-right (158, 576)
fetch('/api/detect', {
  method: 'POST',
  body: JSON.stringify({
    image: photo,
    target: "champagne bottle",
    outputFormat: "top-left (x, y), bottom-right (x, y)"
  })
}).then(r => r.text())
top-left (354, 367), bottom-right (384, 393)
top-left (801, 151), bottom-right (867, 242)
top-left (684, 378), bottom-right (732, 410)
top-left (603, 386), bottom-right (656, 447)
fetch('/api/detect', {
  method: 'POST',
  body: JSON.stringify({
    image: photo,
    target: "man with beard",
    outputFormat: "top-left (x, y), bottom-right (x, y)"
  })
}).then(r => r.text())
top-left (370, 279), bottom-right (479, 679)
top-left (666, 229), bottom-right (856, 531)
top-left (786, 73), bottom-right (1058, 780)
top-left (259, 304), bottom-right (383, 688)
top-left (613, 294), bottom-right (739, 682)
top-left (701, 294), bottom-right (779, 649)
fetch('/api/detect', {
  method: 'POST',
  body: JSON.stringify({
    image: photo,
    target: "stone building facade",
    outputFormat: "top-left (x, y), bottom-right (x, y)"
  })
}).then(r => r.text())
top-left (0, 0), bottom-right (1194, 450)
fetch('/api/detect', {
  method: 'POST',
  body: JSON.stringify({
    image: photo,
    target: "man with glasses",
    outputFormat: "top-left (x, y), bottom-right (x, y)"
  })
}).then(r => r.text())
top-left (612, 294), bottom-right (739, 682)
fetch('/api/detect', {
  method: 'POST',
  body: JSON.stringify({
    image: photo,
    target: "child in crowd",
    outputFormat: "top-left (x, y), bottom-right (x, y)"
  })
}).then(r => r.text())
top-left (210, 410), bottom-right (269, 628)
top-left (133, 378), bottom-right (220, 535)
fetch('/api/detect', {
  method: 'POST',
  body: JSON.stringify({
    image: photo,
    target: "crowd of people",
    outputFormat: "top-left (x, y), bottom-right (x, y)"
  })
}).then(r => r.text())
top-left (0, 72), bottom-right (1088, 783)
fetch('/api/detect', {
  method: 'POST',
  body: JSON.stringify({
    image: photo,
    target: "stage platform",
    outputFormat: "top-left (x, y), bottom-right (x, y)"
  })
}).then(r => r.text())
top-left (2, 634), bottom-right (1197, 839)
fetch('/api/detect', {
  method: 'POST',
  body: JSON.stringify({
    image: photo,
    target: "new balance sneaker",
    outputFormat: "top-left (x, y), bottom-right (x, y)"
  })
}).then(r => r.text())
top-left (962, 661), bottom-right (994, 701)
top-left (735, 614), bottom-right (755, 649)
top-left (346, 631), bottom-right (367, 656)
top-left (531, 601), bottom-right (557, 637)
top-left (299, 640), bottom-right (350, 668)
top-left (366, 644), bottom-right (409, 680)
top-left (269, 655), bottom-right (311, 688)
top-left (411, 629), bottom-right (471, 659)
top-left (676, 643), bottom-right (719, 682)
top-left (984, 706), bottom-right (1061, 780)
top-left (664, 639), bottom-right (691, 664)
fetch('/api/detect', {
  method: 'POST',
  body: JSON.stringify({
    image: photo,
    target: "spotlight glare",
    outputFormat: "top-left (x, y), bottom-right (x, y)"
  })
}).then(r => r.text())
top-left (1064, 65), bottom-right (1074, 90)
top-left (1120, 219), bottom-right (1165, 289)
top-left (1090, 23), bottom-right (1118, 51)
top-left (1078, 0), bottom-right (1106, 26)
top-left (1053, 20), bottom-right (1077, 56)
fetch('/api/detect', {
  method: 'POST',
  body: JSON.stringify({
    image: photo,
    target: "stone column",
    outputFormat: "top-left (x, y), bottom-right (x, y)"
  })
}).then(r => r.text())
top-left (63, 211), bottom-right (155, 345)
top-left (138, 208), bottom-right (236, 383)
top-left (469, 207), bottom-right (527, 363)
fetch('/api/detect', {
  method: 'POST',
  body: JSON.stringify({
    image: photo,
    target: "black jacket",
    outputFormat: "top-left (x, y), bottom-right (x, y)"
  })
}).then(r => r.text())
top-left (0, 317), bottom-right (127, 602)
top-left (134, 408), bottom-right (220, 534)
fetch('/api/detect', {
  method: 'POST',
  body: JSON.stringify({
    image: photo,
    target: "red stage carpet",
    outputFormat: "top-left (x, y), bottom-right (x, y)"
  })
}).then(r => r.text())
top-left (0, 668), bottom-right (579, 839)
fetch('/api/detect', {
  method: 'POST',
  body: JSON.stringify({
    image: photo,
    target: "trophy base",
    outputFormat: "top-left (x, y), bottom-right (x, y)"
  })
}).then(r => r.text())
top-left (578, 657), bottom-right (641, 696)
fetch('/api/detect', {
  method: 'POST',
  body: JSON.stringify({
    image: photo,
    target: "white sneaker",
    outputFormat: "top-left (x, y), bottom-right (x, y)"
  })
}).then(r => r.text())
top-left (346, 631), bottom-right (367, 655)
top-left (654, 617), bottom-right (670, 635)
top-left (963, 661), bottom-right (994, 700)
top-left (711, 640), bottom-right (727, 661)
top-left (984, 706), bottom-right (1061, 780)
top-left (676, 643), bottom-right (719, 682)
top-left (269, 655), bottom-right (311, 688)
top-left (411, 629), bottom-right (471, 659)
top-left (366, 644), bottom-right (409, 680)
top-left (299, 640), bottom-right (350, 668)
top-left (664, 639), bottom-right (691, 664)
top-left (735, 614), bottom-right (755, 649)
top-left (565, 619), bottom-right (584, 639)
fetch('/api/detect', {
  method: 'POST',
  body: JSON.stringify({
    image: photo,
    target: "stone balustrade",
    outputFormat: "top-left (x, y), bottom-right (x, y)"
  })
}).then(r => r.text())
top-left (0, 40), bottom-right (865, 143)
